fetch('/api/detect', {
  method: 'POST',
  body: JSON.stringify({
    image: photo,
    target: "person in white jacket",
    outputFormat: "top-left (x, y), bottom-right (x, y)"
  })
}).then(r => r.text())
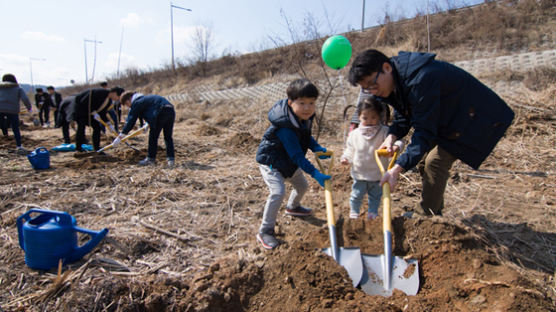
top-left (341, 97), bottom-right (403, 219)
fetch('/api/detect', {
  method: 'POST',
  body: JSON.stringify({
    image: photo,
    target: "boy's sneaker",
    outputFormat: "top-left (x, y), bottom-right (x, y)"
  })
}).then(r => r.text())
top-left (167, 158), bottom-right (175, 167)
top-left (257, 229), bottom-right (279, 250)
top-left (138, 157), bottom-right (155, 166)
top-left (349, 212), bottom-right (359, 219)
top-left (16, 146), bottom-right (28, 155)
top-left (367, 212), bottom-right (378, 220)
top-left (285, 206), bottom-right (313, 217)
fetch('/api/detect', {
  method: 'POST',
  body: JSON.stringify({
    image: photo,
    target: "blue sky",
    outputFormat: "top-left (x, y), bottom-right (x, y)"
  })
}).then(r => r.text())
top-left (0, 0), bottom-right (478, 87)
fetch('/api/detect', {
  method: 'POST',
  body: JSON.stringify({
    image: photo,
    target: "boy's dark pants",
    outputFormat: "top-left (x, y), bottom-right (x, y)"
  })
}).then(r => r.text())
top-left (39, 105), bottom-right (50, 125)
top-left (418, 145), bottom-right (457, 216)
top-left (148, 107), bottom-right (175, 160)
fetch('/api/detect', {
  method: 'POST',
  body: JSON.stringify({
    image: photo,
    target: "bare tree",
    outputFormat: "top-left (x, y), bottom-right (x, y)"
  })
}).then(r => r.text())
top-left (191, 24), bottom-right (214, 76)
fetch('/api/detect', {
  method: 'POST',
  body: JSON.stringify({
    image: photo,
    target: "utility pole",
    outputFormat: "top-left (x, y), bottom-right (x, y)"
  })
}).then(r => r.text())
top-left (361, 0), bottom-right (366, 32)
top-left (84, 38), bottom-right (102, 84)
top-left (117, 26), bottom-right (124, 79)
top-left (426, 0), bottom-right (431, 52)
top-left (170, 3), bottom-right (192, 71)
top-left (29, 57), bottom-right (46, 92)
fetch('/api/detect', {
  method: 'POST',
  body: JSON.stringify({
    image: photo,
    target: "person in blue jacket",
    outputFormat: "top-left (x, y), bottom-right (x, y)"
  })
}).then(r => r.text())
top-left (348, 49), bottom-right (514, 217)
top-left (112, 91), bottom-right (175, 167)
top-left (0, 74), bottom-right (32, 154)
top-left (255, 78), bottom-right (331, 250)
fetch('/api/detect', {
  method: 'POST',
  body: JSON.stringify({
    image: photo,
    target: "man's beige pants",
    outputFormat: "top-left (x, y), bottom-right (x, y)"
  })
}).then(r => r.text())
top-left (417, 145), bottom-right (457, 216)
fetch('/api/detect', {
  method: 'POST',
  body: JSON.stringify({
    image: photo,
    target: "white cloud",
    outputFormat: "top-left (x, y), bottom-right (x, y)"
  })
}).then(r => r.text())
top-left (155, 25), bottom-right (197, 45)
top-left (21, 31), bottom-right (65, 43)
top-left (120, 13), bottom-right (144, 27)
top-left (103, 52), bottom-right (137, 71)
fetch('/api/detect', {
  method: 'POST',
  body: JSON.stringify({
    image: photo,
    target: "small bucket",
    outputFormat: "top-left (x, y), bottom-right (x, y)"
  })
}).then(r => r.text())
top-left (27, 147), bottom-right (50, 170)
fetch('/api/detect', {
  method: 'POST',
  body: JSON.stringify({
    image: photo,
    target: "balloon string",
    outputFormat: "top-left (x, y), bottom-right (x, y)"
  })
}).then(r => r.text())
top-left (338, 71), bottom-right (350, 147)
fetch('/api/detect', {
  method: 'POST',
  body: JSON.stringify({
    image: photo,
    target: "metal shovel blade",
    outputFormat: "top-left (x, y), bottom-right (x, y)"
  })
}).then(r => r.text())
top-left (360, 254), bottom-right (419, 296)
top-left (323, 247), bottom-right (364, 288)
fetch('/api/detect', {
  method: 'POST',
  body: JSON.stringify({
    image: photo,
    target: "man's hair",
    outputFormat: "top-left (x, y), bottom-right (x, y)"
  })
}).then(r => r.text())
top-left (120, 91), bottom-right (135, 104)
top-left (286, 78), bottom-right (319, 101)
top-left (348, 49), bottom-right (390, 86)
top-left (2, 74), bottom-right (17, 83)
top-left (36, 88), bottom-right (43, 93)
top-left (109, 86), bottom-right (125, 96)
top-left (100, 81), bottom-right (108, 87)
top-left (47, 86), bottom-right (54, 90)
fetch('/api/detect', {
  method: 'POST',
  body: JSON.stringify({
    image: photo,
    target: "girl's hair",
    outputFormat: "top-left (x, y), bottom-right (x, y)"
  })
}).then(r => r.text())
top-left (2, 74), bottom-right (18, 83)
top-left (119, 91), bottom-right (136, 104)
top-left (358, 96), bottom-right (391, 124)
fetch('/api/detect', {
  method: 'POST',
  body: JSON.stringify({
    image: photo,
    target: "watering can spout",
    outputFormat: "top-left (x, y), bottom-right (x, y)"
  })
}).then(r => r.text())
top-left (68, 227), bottom-right (109, 263)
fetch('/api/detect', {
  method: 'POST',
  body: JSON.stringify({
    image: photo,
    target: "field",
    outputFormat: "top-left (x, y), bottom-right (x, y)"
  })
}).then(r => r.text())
top-left (0, 69), bottom-right (554, 311)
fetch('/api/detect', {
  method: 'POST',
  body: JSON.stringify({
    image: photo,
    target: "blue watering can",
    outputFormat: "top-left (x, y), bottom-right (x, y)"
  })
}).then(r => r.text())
top-left (27, 147), bottom-right (50, 170)
top-left (17, 209), bottom-right (108, 270)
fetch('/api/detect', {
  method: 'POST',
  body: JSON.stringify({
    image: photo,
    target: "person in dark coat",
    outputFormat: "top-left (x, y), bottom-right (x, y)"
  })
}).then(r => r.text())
top-left (47, 86), bottom-right (62, 127)
top-left (348, 49), bottom-right (514, 216)
top-left (35, 88), bottom-right (53, 127)
top-left (57, 95), bottom-right (75, 144)
top-left (67, 87), bottom-right (124, 152)
top-left (112, 91), bottom-right (175, 166)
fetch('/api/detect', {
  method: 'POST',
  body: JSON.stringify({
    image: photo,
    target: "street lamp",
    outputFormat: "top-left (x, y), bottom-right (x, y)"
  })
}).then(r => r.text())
top-left (170, 3), bottom-right (192, 71)
top-left (84, 38), bottom-right (102, 84)
top-left (29, 57), bottom-right (46, 92)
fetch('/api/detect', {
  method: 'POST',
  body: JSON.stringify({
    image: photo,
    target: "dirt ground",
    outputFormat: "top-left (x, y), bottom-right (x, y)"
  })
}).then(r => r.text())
top-left (0, 76), bottom-right (555, 311)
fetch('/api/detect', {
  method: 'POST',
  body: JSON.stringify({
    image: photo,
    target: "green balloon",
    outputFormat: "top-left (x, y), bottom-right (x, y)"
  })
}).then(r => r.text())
top-left (321, 35), bottom-right (352, 70)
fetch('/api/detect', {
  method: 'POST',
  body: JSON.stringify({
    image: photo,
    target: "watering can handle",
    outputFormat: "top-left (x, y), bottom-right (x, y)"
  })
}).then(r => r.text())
top-left (16, 209), bottom-right (73, 250)
top-left (69, 227), bottom-right (109, 262)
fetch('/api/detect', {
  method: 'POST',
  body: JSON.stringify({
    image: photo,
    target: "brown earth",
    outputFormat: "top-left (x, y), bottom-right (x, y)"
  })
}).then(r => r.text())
top-left (0, 73), bottom-right (554, 312)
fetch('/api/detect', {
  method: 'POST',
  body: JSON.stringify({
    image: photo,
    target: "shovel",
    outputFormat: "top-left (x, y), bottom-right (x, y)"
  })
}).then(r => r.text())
top-left (359, 149), bottom-right (419, 296)
top-left (315, 151), bottom-right (364, 288)
top-left (74, 123), bottom-right (148, 158)
top-left (93, 113), bottom-right (140, 152)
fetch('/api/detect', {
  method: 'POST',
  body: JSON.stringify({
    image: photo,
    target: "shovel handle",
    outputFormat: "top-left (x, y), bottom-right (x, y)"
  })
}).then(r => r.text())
top-left (315, 151), bottom-right (336, 228)
top-left (374, 149), bottom-right (399, 235)
top-left (97, 123), bottom-right (149, 152)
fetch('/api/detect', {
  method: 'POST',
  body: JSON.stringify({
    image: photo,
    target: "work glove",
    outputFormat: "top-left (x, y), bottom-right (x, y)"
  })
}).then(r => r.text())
top-left (93, 112), bottom-right (101, 121)
top-left (112, 133), bottom-right (124, 147)
top-left (314, 146), bottom-right (330, 159)
top-left (312, 170), bottom-right (331, 188)
top-left (107, 122), bottom-right (116, 134)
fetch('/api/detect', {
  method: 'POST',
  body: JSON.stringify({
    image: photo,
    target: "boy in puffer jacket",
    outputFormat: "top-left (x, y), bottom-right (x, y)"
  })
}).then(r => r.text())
top-left (255, 78), bottom-right (331, 250)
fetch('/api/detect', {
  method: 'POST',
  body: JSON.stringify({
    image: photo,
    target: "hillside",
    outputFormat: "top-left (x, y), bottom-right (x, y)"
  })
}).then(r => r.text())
top-left (1, 0), bottom-right (555, 311)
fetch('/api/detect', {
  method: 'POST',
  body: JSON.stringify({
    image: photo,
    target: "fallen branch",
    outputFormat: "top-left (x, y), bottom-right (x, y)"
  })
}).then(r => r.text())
top-left (139, 220), bottom-right (197, 243)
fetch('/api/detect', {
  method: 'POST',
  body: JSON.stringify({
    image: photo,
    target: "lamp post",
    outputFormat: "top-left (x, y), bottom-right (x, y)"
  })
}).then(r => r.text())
top-left (29, 57), bottom-right (46, 92)
top-left (170, 3), bottom-right (192, 71)
top-left (361, 0), bottom-right (366, 32)
top-left (84, 38), bottom-right (102, 85)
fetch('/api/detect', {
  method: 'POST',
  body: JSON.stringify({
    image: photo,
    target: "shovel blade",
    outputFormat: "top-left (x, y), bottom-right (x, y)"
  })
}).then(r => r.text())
top-left (323, 247), bottom-right (364, 288)
top-left (360, 254), bottom-right (419, 296)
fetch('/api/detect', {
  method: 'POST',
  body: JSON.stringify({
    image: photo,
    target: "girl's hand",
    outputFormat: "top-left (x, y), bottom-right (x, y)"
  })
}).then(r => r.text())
top-left (340, 158), bottom-right (349, 165)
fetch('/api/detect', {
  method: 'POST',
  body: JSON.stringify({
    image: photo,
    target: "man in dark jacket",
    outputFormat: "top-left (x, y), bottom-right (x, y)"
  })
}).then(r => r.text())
top-left (348, 49), bottom-right (514, 216)
top-left (66, 87), bottom-right (124, 152)
top-left (47, 86), bottom-right (62, 127)
top-left (112, 91), bottom-right (175, 166)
